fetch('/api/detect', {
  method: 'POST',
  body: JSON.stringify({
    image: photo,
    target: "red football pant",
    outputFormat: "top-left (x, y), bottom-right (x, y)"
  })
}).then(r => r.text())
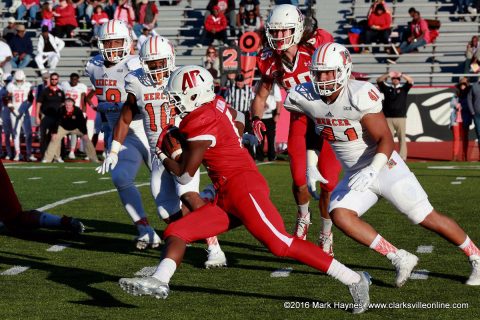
top-left (287, 112), bottom-right (341, 192)
top-left (164, 171), bottom-right (334, 272)
top-left (0, 160), bottom-right (23, 224)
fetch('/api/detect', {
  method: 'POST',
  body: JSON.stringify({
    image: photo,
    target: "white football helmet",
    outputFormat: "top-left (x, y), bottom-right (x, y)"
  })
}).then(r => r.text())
top-left (139, 35), bottom-right (175, 86)
top-left (14, 70), bottom-right (25, 84)
top-left (310, 43), bottom-right (352, 96)
top-left (265, 4), bottom-right (304, 51)
top-left (165, 65), bottom-right (215, 115)
top-left (97, 20), bottom-right (132, 63)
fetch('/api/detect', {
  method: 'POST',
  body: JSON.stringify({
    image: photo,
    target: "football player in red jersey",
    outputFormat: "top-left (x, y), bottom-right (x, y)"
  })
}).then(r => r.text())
top-left (0, 159), bottom-right (85, 233)
top-left (250, 4), bottom-right (341, 254)
top-left (119, 66), bottom-right (372, 314)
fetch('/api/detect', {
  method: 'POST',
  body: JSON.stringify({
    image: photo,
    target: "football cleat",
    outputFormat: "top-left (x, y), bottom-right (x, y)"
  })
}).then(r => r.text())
top-left (205, 249), bottom-right (227, 269)
top-left (28, 155), bottom-right (37, 162)
top-left (293, 217), bottom-right (311, 240)
top-left (60, 215), bottom-right (86, 234)
top-left (318, 232), bottom-right (334, 257)
top-left (68, 151), bottom-right (76, 159)
top-left (391, 249), bottom-right (418, 287)
top-left (13, 154), bottom-right (20, 161)
top-left (119, 276), bottom-right (170, 299)
top-left (466, 255), bottom-right (480, 285)
top-left (135, 225), bottom-right (162, 250)
top-left (348, 271), bottom-right (372, 314)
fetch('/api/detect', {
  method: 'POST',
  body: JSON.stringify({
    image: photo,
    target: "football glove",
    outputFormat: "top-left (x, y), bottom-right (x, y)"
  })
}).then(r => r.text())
top-left (252, 117), bottom-right (266, 142)
top-left (348, 165), bottom-right (378, 192)
top-left (95, 152), bottom-right (118, 174)
top-left (306, 166), bottom-right (329, 200)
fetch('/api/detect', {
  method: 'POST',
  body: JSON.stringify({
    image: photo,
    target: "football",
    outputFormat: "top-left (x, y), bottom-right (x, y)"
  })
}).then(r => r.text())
top-left (160, 126), bottom-right (184, 161)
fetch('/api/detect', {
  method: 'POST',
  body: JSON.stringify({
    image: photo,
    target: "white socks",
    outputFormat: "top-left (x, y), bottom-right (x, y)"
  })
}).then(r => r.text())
top-left (327, 259), bottom-right (361, 286)
top-left (321, 217), bottom-right (333, 234)
top-left (298, 203), bottom-right (310, 220)
top-left (152, 258), bottom-right (177, 284)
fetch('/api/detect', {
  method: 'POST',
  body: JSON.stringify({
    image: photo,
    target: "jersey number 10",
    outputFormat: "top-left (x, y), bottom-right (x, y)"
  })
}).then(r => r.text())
top-left (145, 102), bottom-right (177, 132)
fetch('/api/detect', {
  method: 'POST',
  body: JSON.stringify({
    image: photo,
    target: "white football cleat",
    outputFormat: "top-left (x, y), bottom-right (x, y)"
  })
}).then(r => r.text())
top-left (205, 249), bottom-right (227, 269)
top-left (293, 217), bottom-right (311, 240)
top-left (28, 155), bottom-right (37, 162)
top-left (466, 255), bottom-right (480, 285)
top-left (135, 225), bottom-right (162, 250)
top-left (68, 151), bottom-right (76, 159)
top-left (391, 249), bottom-right (418, 287)
top-left (348, 271), bottom-right (372, 314)
top-left (318, 232), bottom-right (334, 257)
top-left (119, 276), bottom-right (170, 299)
top-left (13, 154), bottom-right (20, 161)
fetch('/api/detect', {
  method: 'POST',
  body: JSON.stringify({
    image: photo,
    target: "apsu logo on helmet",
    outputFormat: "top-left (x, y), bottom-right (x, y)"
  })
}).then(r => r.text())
top-left (182, 70), bottom-right (201, 91)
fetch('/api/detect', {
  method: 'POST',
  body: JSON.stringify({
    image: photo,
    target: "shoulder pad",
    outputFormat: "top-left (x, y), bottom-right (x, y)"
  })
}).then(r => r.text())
top-left (347, 80), bottom-right (383, 114)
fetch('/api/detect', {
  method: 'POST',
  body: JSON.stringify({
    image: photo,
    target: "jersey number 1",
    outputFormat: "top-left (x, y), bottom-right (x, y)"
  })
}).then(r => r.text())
top-left (145, 102), bottom-right (176, 132)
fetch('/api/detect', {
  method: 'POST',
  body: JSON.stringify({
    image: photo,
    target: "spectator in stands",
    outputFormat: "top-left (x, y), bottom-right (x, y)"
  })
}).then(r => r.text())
top-left (376, 71), bottom-right (414, 161)
top-left (468, 78), bottom-right (480, 160)
top-left (91, 5), bottom-right (109, 39)
top-left (41, 1), bottom-right (54, 32)
top-left (72, 0), bottom-right (87, 26)
top-left (237, 0), bottom-right (260, 27)
top-left (9, 24), bottom-right (33, 69)
top-left (367, 0), bottom-right (391, 17)
top-left (363, 3), bottom-right (391, 53)
top-left (466, 36), bottom-right (480, 73)
top-left (114, 0), bottom-right (136, 29)
top-left (453, 0), bottom-right (471, 19)
top-left (35, 26), bottom-right (65, 75)
top-left (42, 97), bottom-right (98, 163)
top-left (392, 10), bottom-right (430, 56)
top-left (450, 77), bottom-right (472, 161)
top-left (137, 26), bottom-right (157, 51)
top-left (202, 45), bottom-right (220, 82)
top-left (257, 83), bottom-right (282, 162)
top-left (2, 17), bottom-right (17, 44)
top-left (133, 0), bottom-right (159, 37)
top-left (36, 72), bottom-right (65, 159)
top-left (17, 0), bottom-right (40, 27)
top-left (207, 0), bottom-right (236, 37)
top-left (53, 0), bottom-right (79, 42)
top-left (204, 5), bottom-right (228, 46)
top-left (240, 8), bottom-right (262, 35)
top-left (0, 40), bottom-right (13, 75)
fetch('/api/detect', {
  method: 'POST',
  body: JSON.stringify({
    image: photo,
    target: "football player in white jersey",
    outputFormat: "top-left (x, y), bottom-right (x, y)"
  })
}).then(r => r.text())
top-left (88, 19), bottom-right (161, 250)
top-left (5, 70), bottom-right (36, 162)
top-left (111, 35), bottom-right (227, 268)
top-left (285, 42), bottom-right (480, 287)
top-left (60, 73), bottom-right (88, 159)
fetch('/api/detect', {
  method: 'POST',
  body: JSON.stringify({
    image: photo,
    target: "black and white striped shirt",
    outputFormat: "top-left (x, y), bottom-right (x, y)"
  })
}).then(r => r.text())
top-left (225, 83), bottom-right (255, 113)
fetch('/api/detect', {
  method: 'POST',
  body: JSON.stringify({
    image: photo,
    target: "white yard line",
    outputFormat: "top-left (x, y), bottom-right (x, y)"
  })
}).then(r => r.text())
top-left (134, 266), bottom-right (156, 277)
top-left (0, 266), bottom-right (30, 275)
top-left (428, 165), bottom-right (480, 170)
top-left (72, 181), bottom-right (88, 184)
top-left (409, 269), bottom-right (430, 280)
top-left (46, 244), bottom-right (71, 252)
top-left (4, 166), bottom-right (58, 169)
top-left (28, 177), bottom-right (42, 180)
top-left (270, 267), bottom-right (293, 278)
top-left (451, 181), bottom-right (462, 185)
top-left (36, 163), bottom-right (272, 211)
top-left (456, 177), bottom-right (466, 180)
top-left (416, 245), bottom-right (434, 254)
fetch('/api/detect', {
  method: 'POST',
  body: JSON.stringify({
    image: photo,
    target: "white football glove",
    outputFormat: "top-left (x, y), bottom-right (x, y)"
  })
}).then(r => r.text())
top-left (242, 133), bottom-right (259, 147)
top-left (306, 166), bottom-right (329, 200)
top-left (348, 165), bottom-right (379, 192)
top-left (95, 152), bottom-right (118, 174)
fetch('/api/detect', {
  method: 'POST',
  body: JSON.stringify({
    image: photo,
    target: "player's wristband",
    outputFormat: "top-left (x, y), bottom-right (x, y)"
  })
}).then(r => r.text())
top-left (158, 152), bottom-right (168, 163)
top-left (370, 153), bottom-right (389, 172)
top-left (235, 111), bottom-right (245, 125)
top-left (110, 140), bottom-right (122, 154)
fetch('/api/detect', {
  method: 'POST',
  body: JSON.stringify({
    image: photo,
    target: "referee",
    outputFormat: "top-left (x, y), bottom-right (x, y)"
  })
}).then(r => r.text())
top-left (225, 73), bottom-right (256, 158)
top-left (225, 74), bottom-right (255, 132)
